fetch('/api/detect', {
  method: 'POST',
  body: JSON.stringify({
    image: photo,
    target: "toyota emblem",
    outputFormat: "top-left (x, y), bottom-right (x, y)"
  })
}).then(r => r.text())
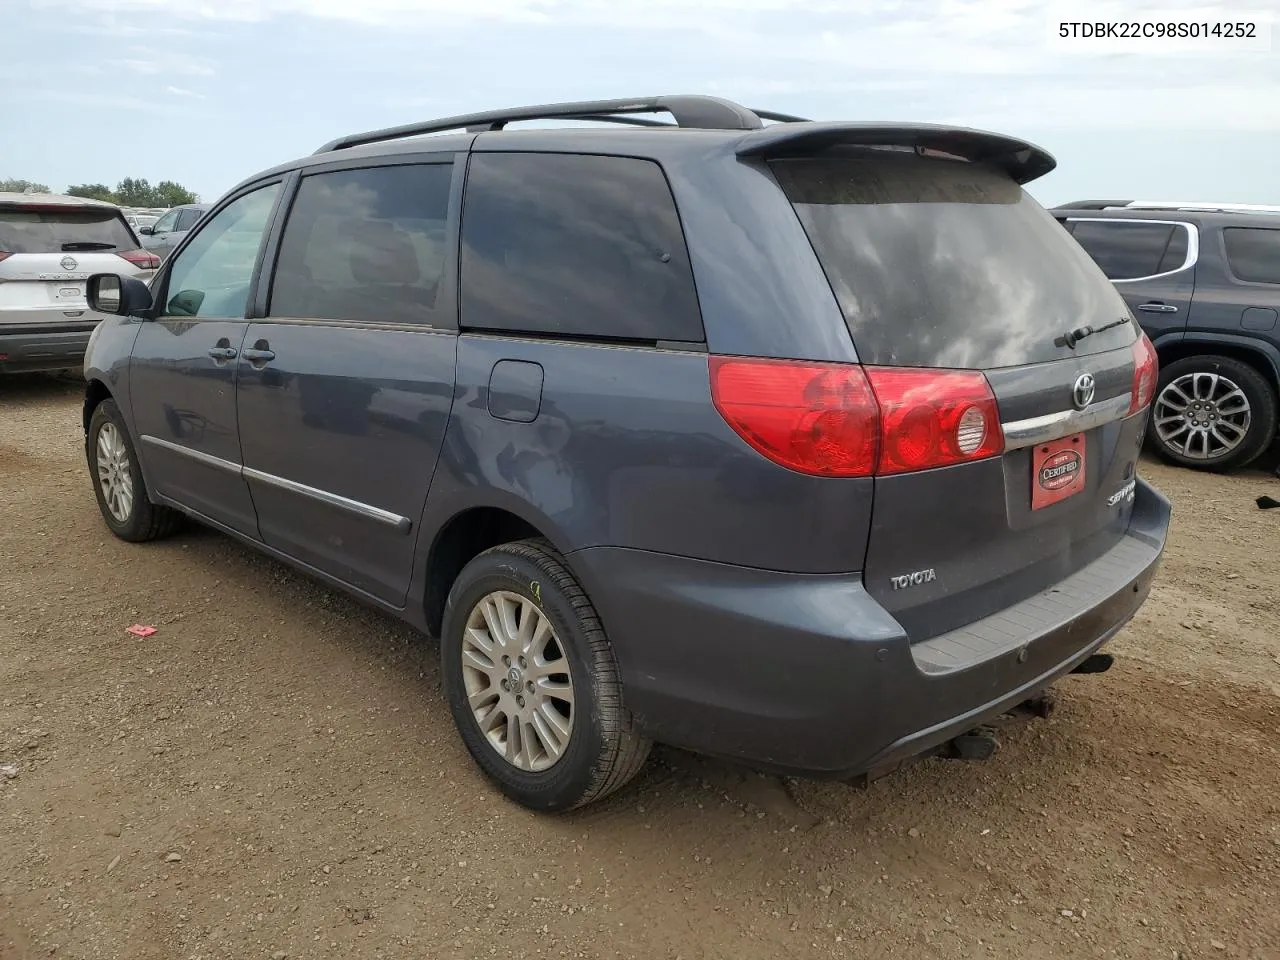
top-left (60, 255), bottom-right (78, 272)
top-left (1072, 373), bottom-right (1096, 410)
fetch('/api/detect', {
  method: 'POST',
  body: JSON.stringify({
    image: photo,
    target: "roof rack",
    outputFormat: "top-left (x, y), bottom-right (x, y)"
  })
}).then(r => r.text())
top-left (1058, 199), bottom-right (1280, 215)
top-left (314, 96), bottom-right (810, 154)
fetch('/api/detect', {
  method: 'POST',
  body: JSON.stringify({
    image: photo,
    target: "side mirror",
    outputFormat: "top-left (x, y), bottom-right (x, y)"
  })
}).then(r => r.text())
top-left (88, 274), bottom-right (154, 317)
top-left (140, 226), bottom-right (155, 236)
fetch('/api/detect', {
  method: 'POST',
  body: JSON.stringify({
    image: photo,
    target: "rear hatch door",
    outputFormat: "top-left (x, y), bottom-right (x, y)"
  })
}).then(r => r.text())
top-left (0, 201), bottom-right (151, 327)
top-left (772, 152), bottom-right (1151, 641)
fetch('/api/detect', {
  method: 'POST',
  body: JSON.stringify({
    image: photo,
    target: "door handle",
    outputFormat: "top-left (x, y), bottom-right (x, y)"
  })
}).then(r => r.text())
top-left (208, 346), bottom-right (238, 360)
top-left (1138, 302), bottom-right (1178, 314)
top-left (241, 346), bottom-right (275, 363)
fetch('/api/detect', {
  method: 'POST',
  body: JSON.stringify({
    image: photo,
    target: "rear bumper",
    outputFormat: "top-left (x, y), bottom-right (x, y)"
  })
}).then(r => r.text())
top-left (569, 477), bottom-right (1171, 779)
top-left (0, 324), bottom-right (96, 373)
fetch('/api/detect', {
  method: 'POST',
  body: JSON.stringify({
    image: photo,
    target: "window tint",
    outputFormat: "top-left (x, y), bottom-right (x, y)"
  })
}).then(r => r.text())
top-left (1069, 220), bottom-right (1175, 280)
top-left (162, 183), bottom-right (280, 318)
top-left (1223, 227), bottom-right (1280, 284)
top-left (772, 156), bottom-right (1134, 369)
top-left (0, 207), bottom-right (136, 254)
top-left (176, 208), bottom-right (203, 231)
top-left (1157, 225), bottom-right (1189, 274)
top-left (151, 209), bottom-right (180, 234)
top-left (269, 164), bottom-right (452, 326)
top-left (459, 153), bottom-right (703, 343)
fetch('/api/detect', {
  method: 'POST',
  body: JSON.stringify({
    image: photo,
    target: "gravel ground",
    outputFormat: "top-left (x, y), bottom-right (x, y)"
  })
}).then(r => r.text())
top-left (2, 372), bottom-right (1278, 960)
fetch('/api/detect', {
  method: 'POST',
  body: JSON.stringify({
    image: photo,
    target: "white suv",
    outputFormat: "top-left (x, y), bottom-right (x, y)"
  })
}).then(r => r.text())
top-left (1, 192), bottom-right (160, 374)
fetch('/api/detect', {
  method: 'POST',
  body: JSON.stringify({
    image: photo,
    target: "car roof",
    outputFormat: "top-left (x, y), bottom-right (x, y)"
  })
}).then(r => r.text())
top-left (1053, 202), bottom-right (1280, 226)
top-left (225, 95), bottom-right (1057, 196)
top-left (0, 191), bottom-right (121, 210)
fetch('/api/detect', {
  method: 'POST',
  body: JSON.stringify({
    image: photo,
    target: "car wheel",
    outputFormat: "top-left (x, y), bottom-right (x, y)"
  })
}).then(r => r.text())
top-left (440, 538), bottom-right (651, 811)
top-left (1148, 355), bottom-right (1277, 472)
top-left (87, 399), bottom-right (183, 542)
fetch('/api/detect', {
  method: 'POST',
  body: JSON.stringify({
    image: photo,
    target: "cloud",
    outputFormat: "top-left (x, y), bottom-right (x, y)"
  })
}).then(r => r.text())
top-left (165, 85), bottom-right (207, 99)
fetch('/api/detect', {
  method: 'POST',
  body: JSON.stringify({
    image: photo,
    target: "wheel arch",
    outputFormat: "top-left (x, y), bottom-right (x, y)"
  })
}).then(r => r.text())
top-left (83, 378), bottom-right (113, 434)
top-left (1154, 335), bottom-right (1280, 396)
top-left (422, 502), bottom-right (572, 638)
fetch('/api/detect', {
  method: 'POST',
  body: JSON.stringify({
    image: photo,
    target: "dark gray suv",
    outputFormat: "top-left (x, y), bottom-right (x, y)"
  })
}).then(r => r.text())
top-left (1053, 201), bottom-right (1280, 471)
top-left (79, 96), bottom-right (1170, 811)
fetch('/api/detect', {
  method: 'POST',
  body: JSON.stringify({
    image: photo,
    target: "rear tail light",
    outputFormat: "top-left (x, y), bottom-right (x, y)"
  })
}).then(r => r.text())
top-left (1129, 333), bottom-right (1158, 414)
top-left (117, 249), bottom-right (160, 270)
top-left (0, 252), bottom-right (10, 263)
top-left (865, 367), bottom-right (1003, 475)
top-left (708, 357), bottom-right (880, 476)
top-left (708, 357), bottom-right (1003, 477)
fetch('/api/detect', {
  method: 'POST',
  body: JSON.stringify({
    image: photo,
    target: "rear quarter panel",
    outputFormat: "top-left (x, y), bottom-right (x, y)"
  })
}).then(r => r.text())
top-left (420, 334), bottom-right (874, 574)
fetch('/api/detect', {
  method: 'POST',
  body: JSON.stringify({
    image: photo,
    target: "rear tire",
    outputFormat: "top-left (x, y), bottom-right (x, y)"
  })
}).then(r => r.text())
top-left (440, 538), bottom-right (651, 811)
top-left (86, 399), bottom-right (183, 542)
top-left (1147, 354), bottom-right (1277, 472)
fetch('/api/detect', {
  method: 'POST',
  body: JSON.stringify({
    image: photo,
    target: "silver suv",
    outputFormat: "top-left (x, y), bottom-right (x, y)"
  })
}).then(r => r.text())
top-left (0, 192), bottom-right (159, 374)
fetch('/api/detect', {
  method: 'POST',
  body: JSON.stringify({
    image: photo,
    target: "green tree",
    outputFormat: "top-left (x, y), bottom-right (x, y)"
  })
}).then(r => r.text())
top-left (153, 180), bottom-right (199, 206)
top-left (114, 177), bottom-right (155, 206)
top-left (0, 177), bottom-right (51, 193)
top-left (66, 183), bottom-right (118, 203)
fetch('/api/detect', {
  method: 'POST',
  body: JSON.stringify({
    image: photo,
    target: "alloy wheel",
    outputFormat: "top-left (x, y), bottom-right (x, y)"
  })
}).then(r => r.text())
top-left (461, 590), bottom-right (575, 772)
top-left (1153, 371), bottom-right (1252, 461)
top-left (96, 422), bottom-right (135, 523)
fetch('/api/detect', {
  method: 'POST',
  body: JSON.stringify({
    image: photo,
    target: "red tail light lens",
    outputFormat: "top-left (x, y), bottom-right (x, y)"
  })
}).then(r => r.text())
top-left (708, 357), bottom-right (1004, 477)
top-left (117, 249), bottom-right (160, 270)
top-left (865, 367), bottom-right (1003, 474)
top-left (1129, 333), bottom-right (1158, 414)
top-left (0, 252), bottom-right (9, 263)
top-left (708, 357), bottom-right (879, 477)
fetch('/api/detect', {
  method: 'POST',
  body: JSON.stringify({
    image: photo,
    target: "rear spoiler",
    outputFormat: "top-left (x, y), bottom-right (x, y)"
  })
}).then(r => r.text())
top-left (734, 122), bottom-right (1056, 184)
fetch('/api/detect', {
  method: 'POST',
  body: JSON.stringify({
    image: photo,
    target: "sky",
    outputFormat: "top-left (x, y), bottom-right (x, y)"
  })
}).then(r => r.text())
top-left (2, 0), bottom-right (1278, 208)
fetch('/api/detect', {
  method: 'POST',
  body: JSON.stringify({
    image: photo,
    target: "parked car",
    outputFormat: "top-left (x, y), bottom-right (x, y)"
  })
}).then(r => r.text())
top-left (139, 202), bottom-right (209, 260)
top-left (79, 97), bottom-right (1170, 811)
top-left (0, 192), bottom-right (159, 374)
top-left (1053, 200), bottom-right (1280, 471)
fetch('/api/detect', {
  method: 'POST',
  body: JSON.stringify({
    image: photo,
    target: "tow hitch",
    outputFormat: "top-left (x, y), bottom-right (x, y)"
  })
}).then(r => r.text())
top-left (935, 726), bottom-right (1000, 762)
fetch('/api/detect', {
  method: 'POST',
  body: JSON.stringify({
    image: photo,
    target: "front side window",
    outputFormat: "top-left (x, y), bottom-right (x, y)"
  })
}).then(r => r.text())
top-left (269, 163), bottom-right (453, 326)
top-left (162, 183), bottom-right (280, 318)
top-left (1068, 220), bottom-right (1179, 281)
top-left (459, 153), bottom-right (704, 343)
top-left (151, 209), bottom-right (180, 234)
top-left (1224, 227), bottom-right (1280, 284)
top-left (176, 208), bottom-right (204, 231)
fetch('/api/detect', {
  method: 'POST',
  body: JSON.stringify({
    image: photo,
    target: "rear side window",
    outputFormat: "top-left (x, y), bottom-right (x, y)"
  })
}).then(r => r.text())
top-left (773, 155), bottom-right (1134, 369)
top-left (1069, 220), bottom-right (1181, 280)
top-left (0, 206), bottom-right (136, 254)
top-left (269, 163), bottom-right (453, 326)
top-left (1223, 227), bottom-right (1280, 284)
top-left (176, 208), bottom-right (203, 230)
top-left (459, 153), bottom-right (703, 343)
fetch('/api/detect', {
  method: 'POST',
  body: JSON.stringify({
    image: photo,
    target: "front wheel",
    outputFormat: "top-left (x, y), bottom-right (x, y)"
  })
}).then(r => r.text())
top-left (86, 399), bottom-right (183, 541)
top-left (440, 539), bottom-right (650, 811)
top-left (1147, 355), bottom-right (1277, 472)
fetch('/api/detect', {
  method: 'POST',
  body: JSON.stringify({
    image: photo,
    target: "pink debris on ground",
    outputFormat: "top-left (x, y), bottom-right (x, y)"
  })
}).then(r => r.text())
top-left (126, 625), bottom-right (157, 638)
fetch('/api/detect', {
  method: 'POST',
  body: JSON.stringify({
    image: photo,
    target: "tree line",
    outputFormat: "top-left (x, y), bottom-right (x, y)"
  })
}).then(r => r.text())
top-left (1, 177), bottom-right (199, 207)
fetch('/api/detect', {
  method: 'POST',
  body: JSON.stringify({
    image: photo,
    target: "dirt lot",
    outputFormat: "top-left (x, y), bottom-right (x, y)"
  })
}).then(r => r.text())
top-left (2, 372), bottom-right (1278, 960)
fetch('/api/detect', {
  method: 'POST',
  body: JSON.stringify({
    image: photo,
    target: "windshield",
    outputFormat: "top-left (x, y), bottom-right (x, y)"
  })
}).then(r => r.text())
top-left (771, 154), bottom-right (1137, 369)
top-left (0, 207), bottom-right (137, 254)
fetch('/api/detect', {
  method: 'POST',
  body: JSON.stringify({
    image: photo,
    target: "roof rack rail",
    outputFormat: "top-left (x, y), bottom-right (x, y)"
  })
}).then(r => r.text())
top-left (314, 96), bottom-right (810, 154)
top-left (1058, 199), bottom-right (1280, 215)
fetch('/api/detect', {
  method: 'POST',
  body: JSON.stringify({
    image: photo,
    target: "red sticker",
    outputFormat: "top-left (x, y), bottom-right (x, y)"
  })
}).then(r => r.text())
top-left (1031, 433), bottom-right (1087, 510)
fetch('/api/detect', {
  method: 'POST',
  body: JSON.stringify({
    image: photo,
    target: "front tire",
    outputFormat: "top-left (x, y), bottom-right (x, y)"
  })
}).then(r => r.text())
top-left (1147, 354), bottom-right (1277, 472)
top-left (86, 399), bottom-right (182, 542)
top-left (440, 539), bottom-right (651, 811)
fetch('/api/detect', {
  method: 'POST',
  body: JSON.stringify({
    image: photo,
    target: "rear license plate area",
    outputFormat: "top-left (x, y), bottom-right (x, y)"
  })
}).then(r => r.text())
top-left (1031, 432), bottom-right (1086, 510)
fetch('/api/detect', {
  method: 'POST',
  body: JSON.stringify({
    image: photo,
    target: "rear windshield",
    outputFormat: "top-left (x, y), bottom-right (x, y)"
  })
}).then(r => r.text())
top-left (0, 207), bottom-right (137, 254)
top-left (772, 154), bottom-right (1137, 369)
